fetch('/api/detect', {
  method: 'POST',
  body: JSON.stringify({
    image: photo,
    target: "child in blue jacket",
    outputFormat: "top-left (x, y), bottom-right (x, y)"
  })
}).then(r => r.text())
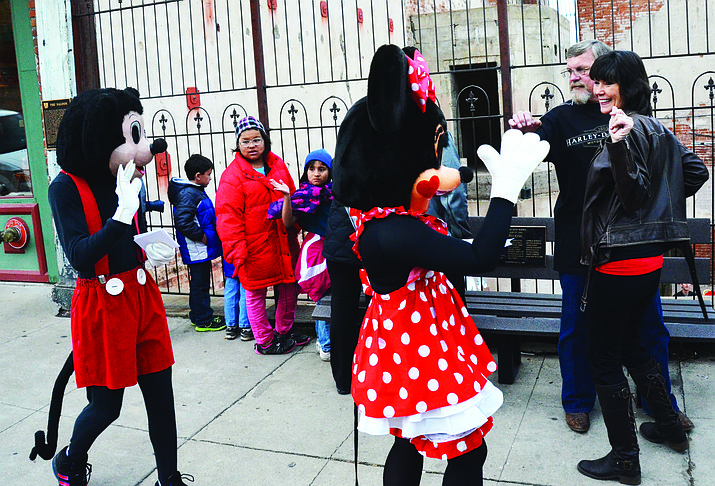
top-left (168, 154), bottom-right (225, 331)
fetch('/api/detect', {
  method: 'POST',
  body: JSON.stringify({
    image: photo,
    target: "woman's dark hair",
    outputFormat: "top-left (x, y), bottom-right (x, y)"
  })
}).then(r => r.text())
top-left (300, 159), bottom-right (333, 184)
top-left (589, 50), bottom-right (652, 116)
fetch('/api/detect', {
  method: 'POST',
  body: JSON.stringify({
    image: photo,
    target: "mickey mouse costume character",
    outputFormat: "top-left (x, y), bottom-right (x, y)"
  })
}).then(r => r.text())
top-left (37, 87), bottom-right (191, 486)
top-left (332, 45), bottom-right (549, 485)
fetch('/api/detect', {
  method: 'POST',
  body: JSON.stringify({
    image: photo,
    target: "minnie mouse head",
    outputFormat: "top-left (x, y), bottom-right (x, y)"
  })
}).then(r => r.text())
top-left (333, 44), bottom-right (469, 212)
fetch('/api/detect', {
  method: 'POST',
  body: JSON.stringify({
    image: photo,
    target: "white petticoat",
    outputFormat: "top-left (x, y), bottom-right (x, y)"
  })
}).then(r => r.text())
top-left (357, 379), bottom-right (503, 440)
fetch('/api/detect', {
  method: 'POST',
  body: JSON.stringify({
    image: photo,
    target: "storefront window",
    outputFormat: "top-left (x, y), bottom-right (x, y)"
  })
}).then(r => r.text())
top-left (0, 0), bottom-right (32, 197)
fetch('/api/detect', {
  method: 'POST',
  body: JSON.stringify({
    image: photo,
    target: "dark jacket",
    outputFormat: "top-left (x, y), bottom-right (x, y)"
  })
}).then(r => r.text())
top-left (322, 200), bottom-right (361, 266)
top-left (581, 114), bottom-right (708, 267)
top-left (168, 177), bottom-right (222, 264)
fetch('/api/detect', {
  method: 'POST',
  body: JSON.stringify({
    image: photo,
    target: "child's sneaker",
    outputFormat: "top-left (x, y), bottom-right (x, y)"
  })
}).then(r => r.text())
top-left (155, 471), bottom-right (194, 486)
top-left (52, 446), bottom-right (91, 486)
top-left (316, 341), bottom-right (331, 361)
top-left (255, 334), bottom-right (296, 355)
top-left (195, 316), bottom-right (226, 332)
top-left (287, 329), bottom-right (311, 346)
top-left (225, 326), bottom-right (239, 340)
top-left (239, 328), bottom-right (255, 341)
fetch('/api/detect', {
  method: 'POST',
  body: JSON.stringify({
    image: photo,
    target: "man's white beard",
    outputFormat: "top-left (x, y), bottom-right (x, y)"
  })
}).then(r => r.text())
top-left (571, 85), bottom-right (592, 105)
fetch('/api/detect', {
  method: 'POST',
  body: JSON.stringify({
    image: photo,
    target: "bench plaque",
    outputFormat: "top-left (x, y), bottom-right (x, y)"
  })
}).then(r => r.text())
top-left (499, 226), bottom-right (546, 266)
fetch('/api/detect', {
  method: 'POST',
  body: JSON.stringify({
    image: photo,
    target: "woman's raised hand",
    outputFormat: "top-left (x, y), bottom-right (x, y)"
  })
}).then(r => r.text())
top-left (608, 107), bottom-right (634, 143)
top-left (270, 179), bottom-right (291, 196)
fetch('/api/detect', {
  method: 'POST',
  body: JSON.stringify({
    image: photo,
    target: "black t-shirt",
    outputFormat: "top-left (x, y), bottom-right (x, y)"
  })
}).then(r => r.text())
top-left (536, 101), bottom-right (609, 275)
top-left (49, 172), bottom-right (143, 278)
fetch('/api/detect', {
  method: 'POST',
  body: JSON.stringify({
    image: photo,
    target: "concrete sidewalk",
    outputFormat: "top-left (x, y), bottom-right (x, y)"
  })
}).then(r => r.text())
top-left (2, 281), bottom-right (713, 485)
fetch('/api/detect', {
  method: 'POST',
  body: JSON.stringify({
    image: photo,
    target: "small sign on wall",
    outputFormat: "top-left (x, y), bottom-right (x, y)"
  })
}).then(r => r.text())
top-left (42, 98), bottom-right (71, 150)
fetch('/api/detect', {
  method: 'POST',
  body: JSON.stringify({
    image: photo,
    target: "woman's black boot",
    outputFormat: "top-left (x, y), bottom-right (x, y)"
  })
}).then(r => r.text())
top-left (629, 358), bottom-right (688, 452)
top-left (577, 383), bottom-right (641, 485)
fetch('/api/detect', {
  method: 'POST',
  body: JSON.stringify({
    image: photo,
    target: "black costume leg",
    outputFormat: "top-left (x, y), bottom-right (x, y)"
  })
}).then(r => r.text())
top-left (137, 367), bottom-right (178, 484)
top-left (383, 436), bottom-right (423, 486)
top-left (68, 386), bottom-right (124, 459)
top-left (327, 260), bottom-right (363, 393)
top-left (442, 440), bottom-right (487, 486)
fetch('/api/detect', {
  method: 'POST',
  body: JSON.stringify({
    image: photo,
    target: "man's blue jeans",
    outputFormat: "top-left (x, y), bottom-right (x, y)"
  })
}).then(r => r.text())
top-left (224, 276), bottom-right (249, 329)
top-left (559, 273), bottom-right (679, 414)
top-left (188, 261), bottom-right (213, 325)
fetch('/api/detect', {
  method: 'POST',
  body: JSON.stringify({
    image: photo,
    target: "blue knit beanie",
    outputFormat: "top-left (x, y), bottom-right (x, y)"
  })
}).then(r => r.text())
top-left (304, 148), bottom-right (333, 170)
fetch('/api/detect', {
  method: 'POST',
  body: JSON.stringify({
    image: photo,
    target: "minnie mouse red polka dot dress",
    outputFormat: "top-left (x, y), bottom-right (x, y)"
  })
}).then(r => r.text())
top-left (351, 207), bottom-right (503, 460)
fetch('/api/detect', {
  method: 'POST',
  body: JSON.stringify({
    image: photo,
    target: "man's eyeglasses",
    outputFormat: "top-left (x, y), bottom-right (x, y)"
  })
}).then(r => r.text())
top-left (561, 67), bottom-right (590, 78)
top-left (239, 137), bottom-right (264, 147)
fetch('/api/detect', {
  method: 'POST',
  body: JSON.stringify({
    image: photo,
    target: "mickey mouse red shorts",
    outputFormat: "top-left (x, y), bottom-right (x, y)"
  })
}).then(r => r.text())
top-left (70, 267), bottom-right (175, 389)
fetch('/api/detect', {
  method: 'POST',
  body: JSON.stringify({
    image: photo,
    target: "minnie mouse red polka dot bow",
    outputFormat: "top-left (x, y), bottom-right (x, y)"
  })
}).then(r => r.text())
top-left (406, 50), bottom-right (437, 113)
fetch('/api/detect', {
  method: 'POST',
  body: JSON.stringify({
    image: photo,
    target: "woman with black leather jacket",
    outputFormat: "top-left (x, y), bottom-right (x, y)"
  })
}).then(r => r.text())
top-left (577, 51), bottom-right (708, 485)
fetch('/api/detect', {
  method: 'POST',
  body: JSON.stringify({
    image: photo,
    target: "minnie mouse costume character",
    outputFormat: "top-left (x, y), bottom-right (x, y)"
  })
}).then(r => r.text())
top-left (332, 45), bottom-right (549, 485)
top-left (35, 88), bottom-right (191, 486)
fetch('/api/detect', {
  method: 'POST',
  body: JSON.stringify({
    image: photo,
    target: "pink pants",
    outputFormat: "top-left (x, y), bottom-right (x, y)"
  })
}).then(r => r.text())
top-left (245, 283), bottom-right (299, 345)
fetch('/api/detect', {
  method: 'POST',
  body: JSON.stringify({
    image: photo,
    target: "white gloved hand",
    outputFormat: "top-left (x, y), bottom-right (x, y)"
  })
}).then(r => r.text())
top-left (145, 241), bottom-right (176, 267)
top-left (477, 129), bottom-right (550, 204)
top-left (112, 161), bottom-right (142, 224)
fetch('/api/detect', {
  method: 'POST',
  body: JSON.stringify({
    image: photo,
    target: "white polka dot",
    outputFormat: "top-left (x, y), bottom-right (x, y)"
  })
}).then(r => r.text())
top-left (460, 325), bottom-right (466, 336)
top-left (409, 367), bottom-right (420, 380)
top-left (416, 401), bottom-right (428, 413)
top-left (474, 381), bottom-right (481, 393)
top-left (419, 291), bottom-right (427, 301)
top-left (383, 371), bottom-right (392, 383)
top-left (399, 387), bottom-right (408, 399)
top-left (468, 364), bottom-right (474, 373)
top-left (369, 353), bottom-right (379, 366)
top-left (353, 364), bottom-right (358, 374)
top-left (425, 271), bottom-right (434, 278)
top-left (449, 315), bottom-right (455, 326)
top-left (487, 361), bottom-right (497, 372)
top-left (416, 55), bottom-right (425, 62)
top-left (430, 307), bottom-right (436, 318)
top-left (420, 98), bottom-right (426, 105)
top-left (382, 294), bottom-right (391, 300)
top-left (447, 279), bottom-right (454, 289)
top-left (407, 282), bottom-right (416, 291)
top-left (470, 354), bottom-right (478, 365)
top-left (418, 345), bottom-right (430, 357)
top-left (430, 323), bottom-right (438, 336)
top-left (438, 358), bottom-right (448, 371)
top-left (408, 65), bottom-right (414, 74)
top-left (428, 379), bottom-right (439, 391)
top-left (398, 300), bottom-right (407, 310)
top-left (458, 346), bottom-right (465, 356)
top-left (457, 441), bottom-right (468, 452)
top-left (378, 337), bottom-right (387, 349)
top-left (365, 336), bottom-right (373, 348)
top-left (378, 304), bottom-right (383, 315)
top-left (372, 319), bottom-right (379, 331)
top-left (383, 406), bottom-right (395, 418)
top-left (411, 311), bottom-right (421, 323)
top-left (439, 284), bottom-right (447, 294)
top-left (442, 454), bottom-right (448, 460)
top-left (454, 372), bottom-right (464, 384)
top-left (358, 370), bottom-right (366, 382)
top-left (384, 319), bottom-right (394, 330)
top-left (432, 289), bottom-right (437, 298)
top-left (367, 389), bottom-right (377, 401)
top-left (474, 334), bottom-right (484, 345)
top-left (393, 353), bottom-right (402, 365)
top-left (440, 340), bottom-right (448, 352)
top-left (462, 306), bottom-right (469, 317)
top-left (447, 393), bottom-right (459, 405)
top-left (442, 320), bottom-right (449, 330)
top-left (401, 332), bottom-right (411, 345)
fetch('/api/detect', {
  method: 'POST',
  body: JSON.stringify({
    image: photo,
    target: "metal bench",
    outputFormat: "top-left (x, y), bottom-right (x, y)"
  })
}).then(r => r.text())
top-left (311, 217), bottom-right (713, 385)
top-left (468, 216), bottom-right (713, 384)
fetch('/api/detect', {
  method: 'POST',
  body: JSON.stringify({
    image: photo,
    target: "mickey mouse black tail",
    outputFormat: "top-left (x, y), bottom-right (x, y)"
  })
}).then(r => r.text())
top-left (29, 352), bottom-right (74, 461)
